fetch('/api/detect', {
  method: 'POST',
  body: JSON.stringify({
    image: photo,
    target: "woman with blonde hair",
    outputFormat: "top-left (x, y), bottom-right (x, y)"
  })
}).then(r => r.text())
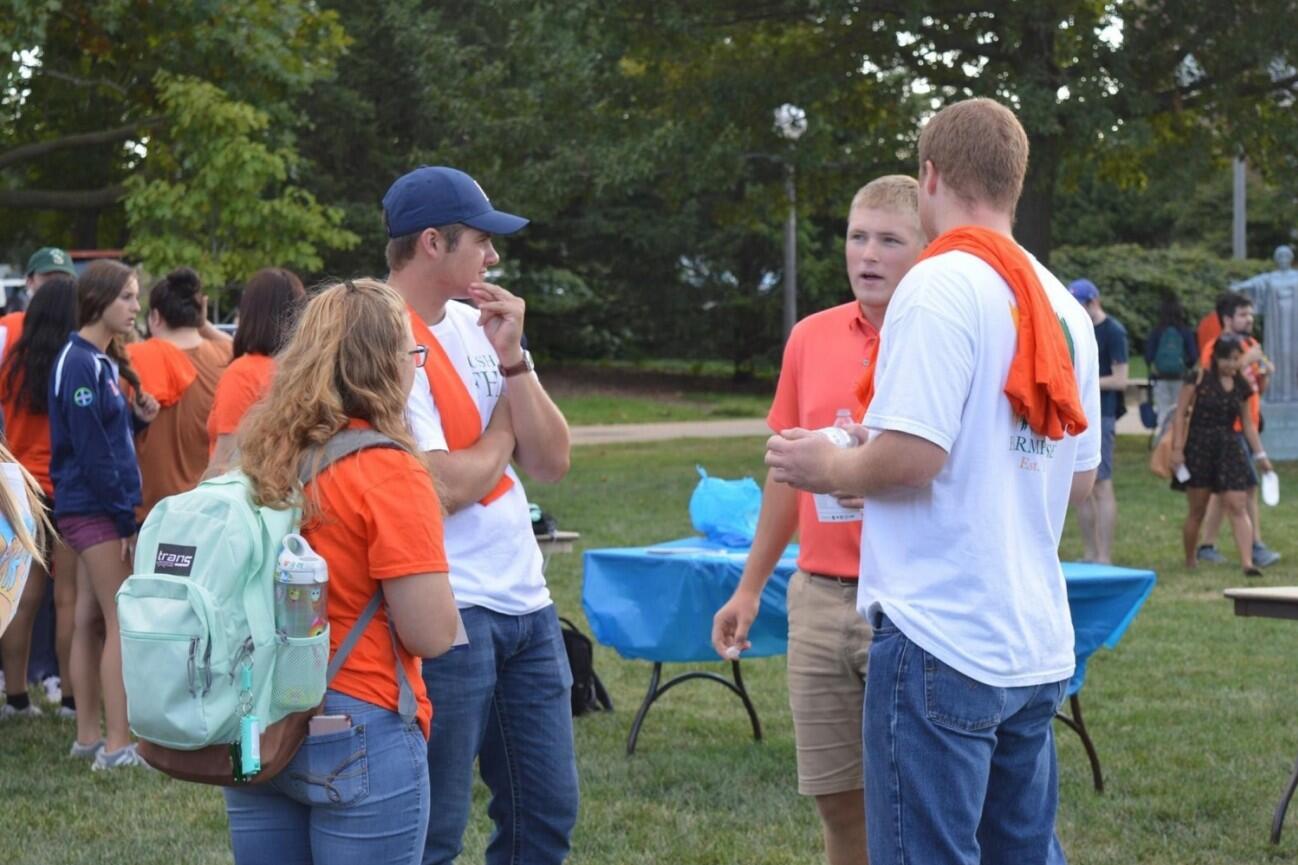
top-left (223, 278), bottom-right (458, 864)
top-left (49, 260), bottom-right (159, 770)
top-left (0, 440), bottom-right (55, 641)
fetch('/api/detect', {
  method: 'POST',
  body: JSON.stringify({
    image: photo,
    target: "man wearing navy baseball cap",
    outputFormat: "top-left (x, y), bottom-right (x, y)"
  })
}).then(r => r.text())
top-left (1070, 277), bottom-right (1128, 564)
top-left (383, 166), bottom-right (576, 865)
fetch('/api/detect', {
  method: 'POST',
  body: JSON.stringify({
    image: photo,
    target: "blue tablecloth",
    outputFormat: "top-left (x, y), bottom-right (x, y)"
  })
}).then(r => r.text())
top-left (1061, 562), bottom-right (1157, 695)
top-left (583, 538), bottom-right (1156, 695)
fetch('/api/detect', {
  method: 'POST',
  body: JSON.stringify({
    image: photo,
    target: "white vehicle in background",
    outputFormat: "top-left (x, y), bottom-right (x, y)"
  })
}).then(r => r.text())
top-left (0, 276), bottom-right (23, 310)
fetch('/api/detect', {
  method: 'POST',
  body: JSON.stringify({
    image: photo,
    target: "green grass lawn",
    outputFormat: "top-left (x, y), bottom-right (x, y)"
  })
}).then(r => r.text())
top-left (4, 436), bottom-right (1298, 863)
top-left (554, 391), bottom-right (770, 425)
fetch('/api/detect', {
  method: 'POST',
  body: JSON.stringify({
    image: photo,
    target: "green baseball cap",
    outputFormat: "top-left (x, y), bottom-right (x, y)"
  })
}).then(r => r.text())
top-left (25, 247), bottom-right (76, 277)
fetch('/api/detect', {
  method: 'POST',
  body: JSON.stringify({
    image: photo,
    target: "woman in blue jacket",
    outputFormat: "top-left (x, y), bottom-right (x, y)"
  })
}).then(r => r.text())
top-left (49, 260), bottom-right (158, 770)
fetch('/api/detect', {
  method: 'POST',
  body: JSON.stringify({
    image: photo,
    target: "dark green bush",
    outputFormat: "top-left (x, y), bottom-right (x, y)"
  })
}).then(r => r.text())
top-left (1051, 245), bottom-right (1269, 353)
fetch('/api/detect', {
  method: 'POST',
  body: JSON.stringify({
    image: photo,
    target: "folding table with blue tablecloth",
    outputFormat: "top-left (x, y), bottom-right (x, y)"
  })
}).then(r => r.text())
top-left (584, 537), bottom-right (1155, 785)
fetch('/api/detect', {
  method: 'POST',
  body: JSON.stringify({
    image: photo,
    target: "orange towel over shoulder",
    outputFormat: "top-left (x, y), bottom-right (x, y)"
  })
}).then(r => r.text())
top-left (126, 338), bottom-right (197, 407)
top-left (409, 307), bottom-right (513, 506)
top-left (855, 226), bottom-right (1088, 440)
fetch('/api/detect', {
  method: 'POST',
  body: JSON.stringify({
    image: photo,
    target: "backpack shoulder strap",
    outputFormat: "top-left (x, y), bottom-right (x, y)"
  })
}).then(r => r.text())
top-left (302, 427), bottom-right (416, 725)
top-left (592, 671), bottom-right (613, 712)
top-left (297, 428), bottom-right (401, 486)
top-left (1182, 368), bottom-right (1207, 424)
top-left (325, 589), bottom-right (417, 725)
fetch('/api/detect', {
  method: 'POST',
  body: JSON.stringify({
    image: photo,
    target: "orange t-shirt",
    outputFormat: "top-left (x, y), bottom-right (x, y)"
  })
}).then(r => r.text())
top-left (127, 338), bottom-right (197, 406)
top-left (1200, 337), bottom-right (1261, 432)
top-left (207, 353), bottom-right (275, 455)
top-left (0, 361), bottom-right (52, 495)
top-left (134, 338), bottom-right (233, 518)
top-left (768, 301), bottom-right (875, 579)
top-left (0, 312), bottom-right (25, 364)
top-left (1197, 312), bottom-right (1222, 356)
top-left (302, 419), bottom-right (448, 738)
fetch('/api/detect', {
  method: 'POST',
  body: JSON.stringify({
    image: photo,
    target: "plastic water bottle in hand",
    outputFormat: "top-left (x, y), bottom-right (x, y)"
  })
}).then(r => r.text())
top-left (275, 534), bottom-right (328, 639)
top-left (813, 408), bottom-right (863, 523)
top-left (1262, 470), bottom-right (1280, 507)
top-left (819, 408), bottom-right (860, 448)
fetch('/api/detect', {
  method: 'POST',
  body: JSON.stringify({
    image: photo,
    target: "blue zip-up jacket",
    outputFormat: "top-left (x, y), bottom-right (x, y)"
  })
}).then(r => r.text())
top-left (49, 333), bottom-right (146, 538)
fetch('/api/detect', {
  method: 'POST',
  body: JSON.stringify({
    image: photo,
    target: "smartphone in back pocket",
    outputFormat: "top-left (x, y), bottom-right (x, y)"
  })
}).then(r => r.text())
top-left (308, 714), bottom-right (352, 736)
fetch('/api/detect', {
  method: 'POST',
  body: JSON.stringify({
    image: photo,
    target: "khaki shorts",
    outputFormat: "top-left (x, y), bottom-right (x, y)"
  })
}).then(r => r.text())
top-left (785, 569), bottom-right (873, 796)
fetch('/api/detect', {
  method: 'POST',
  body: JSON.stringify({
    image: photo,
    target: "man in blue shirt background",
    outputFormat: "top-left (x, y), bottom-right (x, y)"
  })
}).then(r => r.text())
top-left (1071, 278), bottom-right (1127, 564)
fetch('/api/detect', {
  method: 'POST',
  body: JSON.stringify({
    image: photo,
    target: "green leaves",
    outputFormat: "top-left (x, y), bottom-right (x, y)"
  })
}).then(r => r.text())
top-left (1052, 244), bottom-right (1266, 353)
top-left (0, 0), bottom-right (349, 259)
top-left (123, 74), bottom-right (356, 286)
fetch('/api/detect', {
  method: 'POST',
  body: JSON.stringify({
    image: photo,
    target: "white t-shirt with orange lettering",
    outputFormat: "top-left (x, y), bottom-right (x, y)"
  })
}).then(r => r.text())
top-left (405, 300), bottom-right (549, 616)
top-left (859, 249), bottom-right (1101, 688)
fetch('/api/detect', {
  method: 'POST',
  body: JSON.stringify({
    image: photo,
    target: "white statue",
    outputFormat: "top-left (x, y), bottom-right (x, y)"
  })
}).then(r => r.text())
top-left (1233, 245), bottom-right (1298, 404)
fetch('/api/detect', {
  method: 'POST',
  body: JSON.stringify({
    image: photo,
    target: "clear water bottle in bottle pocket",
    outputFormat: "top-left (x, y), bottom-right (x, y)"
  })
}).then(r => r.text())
top-left (275, 533), bottom-right (328, 639)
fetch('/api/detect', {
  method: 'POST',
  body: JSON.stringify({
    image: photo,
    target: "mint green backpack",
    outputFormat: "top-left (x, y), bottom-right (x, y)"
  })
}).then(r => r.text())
top-left (116, 429), bottom-right (414, 784)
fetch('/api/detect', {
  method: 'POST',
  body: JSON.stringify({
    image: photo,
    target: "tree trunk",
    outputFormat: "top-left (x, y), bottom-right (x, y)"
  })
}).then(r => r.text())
top-left (1016, 131), bottom-right (1061, 264)
top-left (74, 209), bottom-right (101, 249)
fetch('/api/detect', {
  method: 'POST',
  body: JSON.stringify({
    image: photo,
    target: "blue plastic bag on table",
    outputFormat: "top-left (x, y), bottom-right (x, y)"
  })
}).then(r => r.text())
top-left (688, 466), bottom-right (760, 547)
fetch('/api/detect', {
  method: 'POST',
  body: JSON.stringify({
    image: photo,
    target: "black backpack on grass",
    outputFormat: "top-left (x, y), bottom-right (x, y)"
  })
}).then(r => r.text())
top-left (559, 617), bottom-right (613, 717)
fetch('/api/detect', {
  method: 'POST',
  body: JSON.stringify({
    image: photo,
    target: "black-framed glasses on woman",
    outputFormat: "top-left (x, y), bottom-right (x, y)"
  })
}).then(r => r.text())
top-left (409, 344), bottom-right (428, 368)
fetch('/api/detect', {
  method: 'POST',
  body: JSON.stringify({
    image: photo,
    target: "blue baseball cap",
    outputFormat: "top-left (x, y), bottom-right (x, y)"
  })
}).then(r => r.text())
top-left (382, 166), bottom-right (529, 238)
top-left (1068, 278), bottom-right (1099, 304)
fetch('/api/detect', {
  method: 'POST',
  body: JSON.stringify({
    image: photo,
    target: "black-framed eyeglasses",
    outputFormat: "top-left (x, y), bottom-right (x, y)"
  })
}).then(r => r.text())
top-left (409, 344), bottom-right (428, 368)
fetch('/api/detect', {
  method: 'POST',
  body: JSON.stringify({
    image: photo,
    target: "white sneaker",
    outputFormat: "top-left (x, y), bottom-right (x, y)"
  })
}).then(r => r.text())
top-left (0, 702), bottom-right (43, 719)
top-left (92, 743), bottom-right (148, 771)
top-left (41, 676), bottom-right (62, 703)
top-left (55, 705), bottom-right (76, 720)
top-left (69, 738), bottom-right (105, 760)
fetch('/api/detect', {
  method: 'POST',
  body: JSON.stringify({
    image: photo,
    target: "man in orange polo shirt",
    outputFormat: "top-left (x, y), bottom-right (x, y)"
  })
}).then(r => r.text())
top-left (1195, 293), bottom-right (1280, 567)
top-left (711, 175), bottom-right (925, 865)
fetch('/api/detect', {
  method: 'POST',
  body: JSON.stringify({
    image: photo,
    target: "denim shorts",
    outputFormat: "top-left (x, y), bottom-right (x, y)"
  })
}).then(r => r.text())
top-left (1097, 415), bottom-right (1116, 482)
top-left (1237, 433), bottom-right (1260, 485)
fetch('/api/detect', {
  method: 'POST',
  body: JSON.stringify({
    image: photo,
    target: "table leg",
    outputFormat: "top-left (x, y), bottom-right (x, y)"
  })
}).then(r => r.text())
top-left (731, 660), bottom-right (763, 743)
top-left (625, 660), bottom-right (763, 755)
top-left (1270, 752), bottom-right (1298, 844)
top-left (1054, 694), bottom-right (1104, 793)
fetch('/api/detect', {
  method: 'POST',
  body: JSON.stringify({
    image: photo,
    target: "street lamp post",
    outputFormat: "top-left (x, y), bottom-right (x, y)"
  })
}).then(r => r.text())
top-left (1232, 154), bottom-right (1247, 260)
top-left (773, 103), bottom-right (806, 339)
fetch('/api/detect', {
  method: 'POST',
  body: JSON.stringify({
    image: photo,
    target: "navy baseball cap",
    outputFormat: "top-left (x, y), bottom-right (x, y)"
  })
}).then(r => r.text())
top-left (382, 166), bottom-right (529, 238)
top-left (1068, 278), bottom-right (1099, 303)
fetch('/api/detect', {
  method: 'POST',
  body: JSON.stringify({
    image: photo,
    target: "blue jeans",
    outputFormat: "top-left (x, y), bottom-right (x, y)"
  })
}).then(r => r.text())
top-left (421, 604), bottom-right (578, 865)
top-left (864, 614), bottom-right (1069, 865)
top-left (224, 690), bottom-right (430, 865)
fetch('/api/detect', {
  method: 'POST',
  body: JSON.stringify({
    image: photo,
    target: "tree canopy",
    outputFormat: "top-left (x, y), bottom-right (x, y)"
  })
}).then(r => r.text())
top-left (0, 0), bottom-right (353, 284)
top-left (2, 1), bottom-right (1296, 367)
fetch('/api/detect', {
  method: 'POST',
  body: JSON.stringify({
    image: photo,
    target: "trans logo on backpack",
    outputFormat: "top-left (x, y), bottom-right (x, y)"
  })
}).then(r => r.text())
top-left (154, 543), bottom-right (197, 577)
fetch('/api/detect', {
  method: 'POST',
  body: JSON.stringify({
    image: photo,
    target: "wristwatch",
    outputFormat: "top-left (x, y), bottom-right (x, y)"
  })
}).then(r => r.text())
top-left (500, 350), bottom-right (534, 378)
